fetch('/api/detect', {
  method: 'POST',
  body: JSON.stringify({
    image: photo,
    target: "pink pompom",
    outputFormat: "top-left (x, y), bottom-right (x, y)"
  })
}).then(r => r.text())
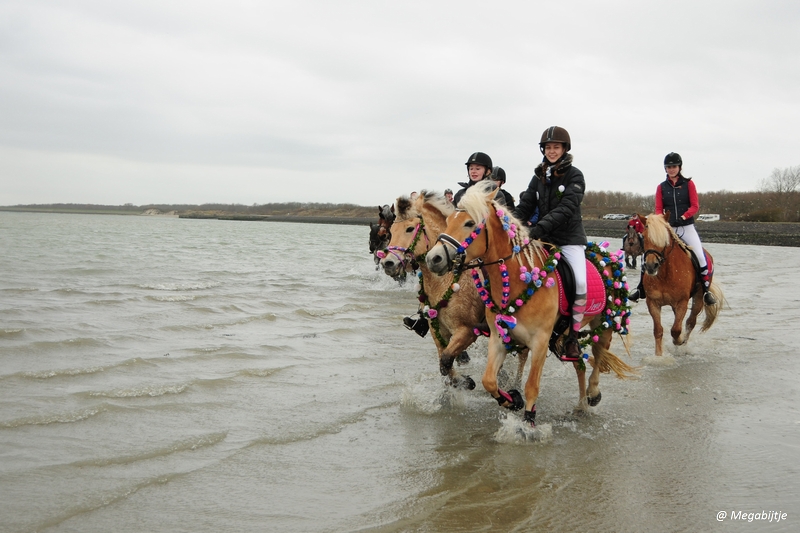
top-left (496, 209), bottom-right (504, 216)
top-left (516, 299), bottom-right (523, 306)
top-left (545, 278), bottom-right (555, 288)
top-left (592, 335), bottom-right (599, 343)
top-left (615, 298), bottom-right (621, 305)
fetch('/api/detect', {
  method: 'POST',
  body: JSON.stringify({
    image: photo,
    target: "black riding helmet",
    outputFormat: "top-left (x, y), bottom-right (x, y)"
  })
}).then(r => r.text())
top-left (465, 152), bottom-right (493, 169)
top-left (539, 126), bottom-right (571, 155)
top-left (664, 152), bottom-right (682, 167)
top-left (491, 166), bottom-right (506, 184)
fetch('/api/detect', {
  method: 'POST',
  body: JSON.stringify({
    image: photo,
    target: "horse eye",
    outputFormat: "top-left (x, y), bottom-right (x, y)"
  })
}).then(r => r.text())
top-left (406, 226), bottom-right (414, 233)
top-left (465, 221), bottom-right (475, 228)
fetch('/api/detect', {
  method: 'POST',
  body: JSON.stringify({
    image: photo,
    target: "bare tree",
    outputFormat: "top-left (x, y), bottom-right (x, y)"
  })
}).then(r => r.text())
top-left (759, 165), bottom-right (800, 193)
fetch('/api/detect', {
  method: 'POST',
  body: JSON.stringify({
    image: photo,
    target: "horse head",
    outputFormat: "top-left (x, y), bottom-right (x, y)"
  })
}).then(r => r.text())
top-left (427, 181), bottom-right (514, 276)
top-left (379, 190), bottom-right (453, 278)
top-left (642, 213), bottom-right (672, 276)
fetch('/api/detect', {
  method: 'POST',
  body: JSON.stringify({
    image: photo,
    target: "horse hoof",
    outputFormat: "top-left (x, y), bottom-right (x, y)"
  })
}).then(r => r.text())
top-left (507, 389), bottom-right (525, 411)
top-left (456, 351), bottom-right (470, 365)
top-left (587, 392), bottom-right (602, 407)
top-left (461, 376), bottom-right (476, 390)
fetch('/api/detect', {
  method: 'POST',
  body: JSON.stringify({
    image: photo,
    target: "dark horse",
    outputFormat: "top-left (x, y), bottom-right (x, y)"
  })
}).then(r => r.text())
top-left (623, 218), bottom-right (644, 268)
top-left (369, 205), bottom-right (395, 267)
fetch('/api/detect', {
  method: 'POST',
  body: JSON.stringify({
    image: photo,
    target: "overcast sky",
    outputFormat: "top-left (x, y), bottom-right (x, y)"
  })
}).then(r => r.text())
top-left (1, 0), bottom-right (798, 206)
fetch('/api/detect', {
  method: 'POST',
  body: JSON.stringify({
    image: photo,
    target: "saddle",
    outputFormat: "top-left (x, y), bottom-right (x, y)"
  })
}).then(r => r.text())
top-left (549, 257), bottom-right (608, 357)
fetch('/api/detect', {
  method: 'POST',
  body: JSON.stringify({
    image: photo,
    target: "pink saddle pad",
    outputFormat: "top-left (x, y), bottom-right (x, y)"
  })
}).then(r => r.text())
top-left (555, 259), bottom-right (607, 317)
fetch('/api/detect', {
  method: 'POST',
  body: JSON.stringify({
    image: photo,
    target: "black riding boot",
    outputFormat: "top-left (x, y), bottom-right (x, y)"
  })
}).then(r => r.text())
top-left (699, 267), bottom-right (717, 305)
top-left (629, 264), bottom-right (646, 302)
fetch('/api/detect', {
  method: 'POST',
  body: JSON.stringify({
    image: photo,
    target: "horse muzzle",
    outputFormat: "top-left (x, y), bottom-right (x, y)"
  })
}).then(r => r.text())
top-left (642, 249), bottom-right (664, 276)
top-left (426, 235), bottom-right (464, 276)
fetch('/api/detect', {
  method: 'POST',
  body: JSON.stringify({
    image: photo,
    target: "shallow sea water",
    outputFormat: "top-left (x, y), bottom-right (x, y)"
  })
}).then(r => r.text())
top-left (0, 211), bottom-right (798, 533)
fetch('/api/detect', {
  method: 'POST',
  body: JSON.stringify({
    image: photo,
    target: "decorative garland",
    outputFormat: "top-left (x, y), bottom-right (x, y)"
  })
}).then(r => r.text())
top-left (581, 240), bottom-right (632, 348)
top-left (461, 206), bottom-right (631, 366)
top-left (472, 248), bottom-right (559, 352)
top-left (375, 218), bottom-right (427, 263)
top-left (417, 266), bottom-right (462, 349)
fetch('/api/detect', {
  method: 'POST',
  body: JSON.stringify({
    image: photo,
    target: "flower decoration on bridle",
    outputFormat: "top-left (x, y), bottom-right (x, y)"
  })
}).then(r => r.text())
top-left (376, 217), bottom-right (428, 269)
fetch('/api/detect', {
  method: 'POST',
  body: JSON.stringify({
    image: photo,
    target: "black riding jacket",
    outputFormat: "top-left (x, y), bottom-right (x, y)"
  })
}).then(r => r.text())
top-left (513, 154), bottom-right (587, 246)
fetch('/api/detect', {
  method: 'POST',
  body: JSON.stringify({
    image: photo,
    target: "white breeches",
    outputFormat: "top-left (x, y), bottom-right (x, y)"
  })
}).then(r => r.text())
top-left (560, 244), bottom-right (587, 295)
top-left (673, 224), bottom-right (707, 270)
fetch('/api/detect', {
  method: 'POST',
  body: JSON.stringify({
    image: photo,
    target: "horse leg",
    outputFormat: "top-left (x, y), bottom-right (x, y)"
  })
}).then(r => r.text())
top-left (483, 336), bottom-right (521, 408)
top-left (682, 292), bottom-right (704, 344)
top-left (520, 332), bottom-right (549, 426)
top-left (439, 328), bottom-right (477, 390)
top-left (573, 359), bottom-right (588, 413)
top-left (647, 300), bottom-right (665, 356)
top-left (632, 255), bottom-right (637, 269)
top-left (515, 347), bottom-right (529, 389)
top-left (670, 300), bottom-right (689, 346)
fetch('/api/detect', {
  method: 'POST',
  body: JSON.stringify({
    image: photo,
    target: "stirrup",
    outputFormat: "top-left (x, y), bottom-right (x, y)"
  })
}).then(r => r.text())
top-left (628, 288), bottom-right (642, 302)
top-left (703, 291), bottom-right (717, 306)
top-left (558, 335), bottom-right (582, 362)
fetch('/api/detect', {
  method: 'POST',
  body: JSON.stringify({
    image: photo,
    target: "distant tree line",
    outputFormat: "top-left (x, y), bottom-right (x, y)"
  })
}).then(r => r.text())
top-left (5, 166), bottom-right (797, 222)
top-left (582, 165), bottom-right (800, 222)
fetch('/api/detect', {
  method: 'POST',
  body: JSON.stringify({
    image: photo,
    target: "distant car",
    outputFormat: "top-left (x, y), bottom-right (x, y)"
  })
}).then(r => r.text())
top-left (697, 214), bottom-right (720, 222)
top-left (602, 214), bottom-right (630, 220)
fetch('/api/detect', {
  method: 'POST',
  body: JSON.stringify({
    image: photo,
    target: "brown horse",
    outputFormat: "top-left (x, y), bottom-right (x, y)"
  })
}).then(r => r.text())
top-left (369, 205), bottom-right (394, 264)
top-left (379, 191), bottom-right (528, 390)
top-left (638, 213), bottom-right (724, 356)
top-left (426, 182), bottom-right (635, 426)
top-left (623, 222), bottom-right (644, 269)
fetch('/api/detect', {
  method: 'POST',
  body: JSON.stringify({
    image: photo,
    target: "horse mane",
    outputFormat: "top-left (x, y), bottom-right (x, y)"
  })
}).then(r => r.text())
top-left (461, 180), bottom-right (546, 265)
top-left (417, 189), bottom-right (454, 219)
top-left (646, 213), bottom-right (691, 253)
top-left (395, 190), bottom-right (454, 222)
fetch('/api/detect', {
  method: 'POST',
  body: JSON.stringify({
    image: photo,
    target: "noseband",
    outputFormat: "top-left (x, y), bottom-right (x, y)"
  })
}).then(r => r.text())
top-left (377, 217), bottom-right (429, 271)
top-left (436, 215), bottom-right (489, 275)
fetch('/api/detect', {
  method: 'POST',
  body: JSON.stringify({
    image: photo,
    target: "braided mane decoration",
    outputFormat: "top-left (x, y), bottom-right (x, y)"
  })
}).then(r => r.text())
top-left (458, 181), bottom-right (546, 268)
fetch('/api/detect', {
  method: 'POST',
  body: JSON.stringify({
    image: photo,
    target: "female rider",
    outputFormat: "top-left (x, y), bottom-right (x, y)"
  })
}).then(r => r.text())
top-left (513, 126), bottom-right (586, 361)
top-left (454, 152), bottom-right (493, 206)
top-left (629, 152), bottom-right (717, 305)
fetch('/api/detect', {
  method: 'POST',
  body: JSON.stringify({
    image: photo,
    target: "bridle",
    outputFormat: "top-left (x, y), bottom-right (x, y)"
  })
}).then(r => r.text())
top-left (642, 229), bottom-right (675, 272)
top-left (376, 216), bottom-right (429, 271)
top-left (436, 211), bottom-right (512, 276)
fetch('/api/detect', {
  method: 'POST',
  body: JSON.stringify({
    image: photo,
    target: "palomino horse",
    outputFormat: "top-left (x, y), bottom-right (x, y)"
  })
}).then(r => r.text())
top-left (426, 182), bottom-right (635, 426)
top-left (623, 218), bottom-right (644, 269)
top-left (637, 213), bottom-right (724, 356)
top-left (379, 191), bottom-right (528, 389)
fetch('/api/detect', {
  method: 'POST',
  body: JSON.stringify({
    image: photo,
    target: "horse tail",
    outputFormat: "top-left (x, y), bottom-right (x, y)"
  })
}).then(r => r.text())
top-left (700, 282), bottom-right (724, 332)
top-left (591, 341), bottom-right (638, 379)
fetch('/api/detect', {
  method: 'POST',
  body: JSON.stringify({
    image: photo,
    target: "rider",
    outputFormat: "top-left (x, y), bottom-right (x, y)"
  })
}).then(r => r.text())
top-left (513, 126), bottom-right (586, 360)
top-left (628, 152), bottom-right (717, 305)
top-left (454, 152), bottom-right (493, 206)
top-left (490, 166), bottom-right (516, 209)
